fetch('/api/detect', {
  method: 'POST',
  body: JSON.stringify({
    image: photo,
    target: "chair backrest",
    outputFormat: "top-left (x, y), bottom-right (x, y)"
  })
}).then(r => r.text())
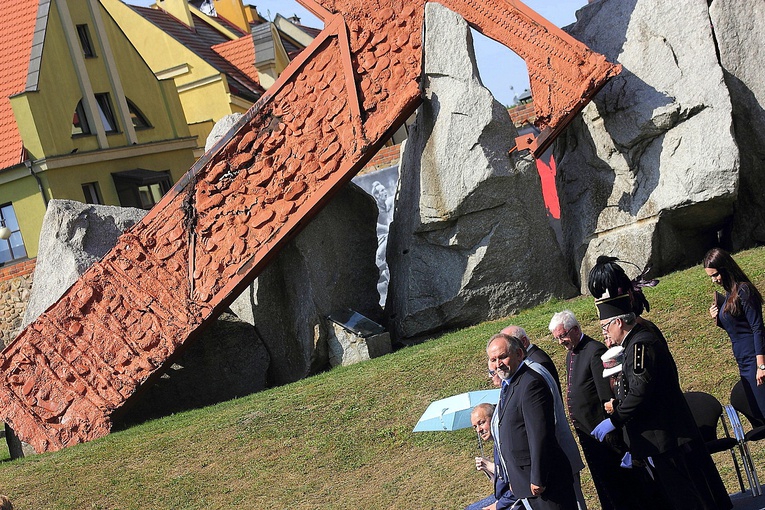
top-left (684, 391), bottom-right (723, 442)
top-left (730, 380), bottom-right (765, 428)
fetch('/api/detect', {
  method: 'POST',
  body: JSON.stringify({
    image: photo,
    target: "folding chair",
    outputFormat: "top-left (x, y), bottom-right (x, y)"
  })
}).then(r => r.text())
top-left (683, 391), bottom-right (754, 495)
top-left (727, 380), bottom-right (765, 496)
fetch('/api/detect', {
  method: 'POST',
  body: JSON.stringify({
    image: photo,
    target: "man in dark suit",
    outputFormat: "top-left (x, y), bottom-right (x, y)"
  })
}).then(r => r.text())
top-left (502, 325), bottom-right (561, 394)
top-left (591, 294), bottom-right (732, 510)
top-left (550, 310), bottom-right (657, 510)
top-left (487, 333), bottom-right (577, 510)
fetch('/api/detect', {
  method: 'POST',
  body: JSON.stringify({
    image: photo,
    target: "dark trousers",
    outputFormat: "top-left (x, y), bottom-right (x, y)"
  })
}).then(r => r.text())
top-left (651, 439), bottom-right (732, 510)
top-left (577, 429), bottom-right (667, 510)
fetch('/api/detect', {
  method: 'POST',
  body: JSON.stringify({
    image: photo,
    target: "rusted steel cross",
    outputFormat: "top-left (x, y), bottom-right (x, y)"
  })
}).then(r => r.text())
top-left (0, 0), bottom-right (619, 452)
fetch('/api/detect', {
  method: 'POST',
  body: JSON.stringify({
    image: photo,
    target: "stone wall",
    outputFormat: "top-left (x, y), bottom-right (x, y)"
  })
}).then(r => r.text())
top-left (0, 259), bottom-right (35, 347)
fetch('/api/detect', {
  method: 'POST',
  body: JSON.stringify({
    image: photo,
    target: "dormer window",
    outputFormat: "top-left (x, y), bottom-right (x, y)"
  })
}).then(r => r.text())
top-left (76, 24), bottom-right (96, 58)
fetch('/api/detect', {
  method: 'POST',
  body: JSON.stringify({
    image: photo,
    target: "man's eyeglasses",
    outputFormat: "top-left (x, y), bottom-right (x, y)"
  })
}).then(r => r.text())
top-left (488, 369), bottom-right (496, 376)
top-left (554, 328), bottom-right (572, 342)
top-left (600, 317), bottom-right (618, 332)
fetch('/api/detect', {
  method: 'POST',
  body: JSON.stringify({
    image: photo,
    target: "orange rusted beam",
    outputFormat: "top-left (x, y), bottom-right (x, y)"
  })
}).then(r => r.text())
top-left (0, 0), bottom-right (617, 452)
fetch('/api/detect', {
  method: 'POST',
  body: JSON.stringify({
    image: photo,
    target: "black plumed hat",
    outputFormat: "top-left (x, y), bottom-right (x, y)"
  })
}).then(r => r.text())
top-left (588, 256), bottom-right (658, 315)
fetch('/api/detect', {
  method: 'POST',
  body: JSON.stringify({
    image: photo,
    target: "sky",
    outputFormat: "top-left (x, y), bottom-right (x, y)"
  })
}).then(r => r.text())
top-left (129, 0), bottom-right (586, 106)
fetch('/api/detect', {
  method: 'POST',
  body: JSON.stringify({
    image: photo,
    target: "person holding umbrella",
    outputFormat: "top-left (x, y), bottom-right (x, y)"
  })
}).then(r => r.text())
top-left (465, 403), bottom-right (519, 510)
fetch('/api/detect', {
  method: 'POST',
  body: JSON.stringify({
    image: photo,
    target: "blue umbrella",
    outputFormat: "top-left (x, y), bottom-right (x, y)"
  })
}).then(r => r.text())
top-left (413, 389), bottom-right (500, 432)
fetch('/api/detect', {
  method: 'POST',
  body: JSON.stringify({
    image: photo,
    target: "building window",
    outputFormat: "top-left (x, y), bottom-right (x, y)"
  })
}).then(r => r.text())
top-left (72, 94), bottom-right (119, 136)
top-left (0, 204), bottom-right (27, 264)
top-left (138, 183), bottom-right (165, 209)
top-left (82, 182), bottom-right (103, 204)
top-left (76, 24), bottom-right (96, 57)
top-left (127, 99), bottom-right (151, 130)
top-left (112, 169), bottom-right (172, 210)
top-left (72, 100), bottom-right (90, 135)
top-left (95, 94), bottom-right (118, 133)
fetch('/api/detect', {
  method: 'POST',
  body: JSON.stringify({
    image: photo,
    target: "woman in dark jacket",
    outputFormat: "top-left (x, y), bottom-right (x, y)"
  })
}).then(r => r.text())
top-left (704, 247), bottom-right (765, 417)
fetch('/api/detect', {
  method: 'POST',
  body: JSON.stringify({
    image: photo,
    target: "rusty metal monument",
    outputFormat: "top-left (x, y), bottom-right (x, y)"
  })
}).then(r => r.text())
top-left (0, 0), bottom-right (619, 452)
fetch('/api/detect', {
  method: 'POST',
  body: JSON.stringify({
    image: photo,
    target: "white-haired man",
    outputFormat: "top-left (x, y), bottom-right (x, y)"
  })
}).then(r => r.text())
top-left (550, 310), bottom-right (656, 510)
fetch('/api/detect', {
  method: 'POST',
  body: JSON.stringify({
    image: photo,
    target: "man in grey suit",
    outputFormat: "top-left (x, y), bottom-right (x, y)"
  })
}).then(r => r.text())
top-left (488, 333), bottom-right (577, 510)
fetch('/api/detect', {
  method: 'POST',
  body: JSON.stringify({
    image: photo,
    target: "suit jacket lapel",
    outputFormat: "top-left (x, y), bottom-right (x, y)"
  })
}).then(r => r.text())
top-left (499, 364), bottom-right (525, 421)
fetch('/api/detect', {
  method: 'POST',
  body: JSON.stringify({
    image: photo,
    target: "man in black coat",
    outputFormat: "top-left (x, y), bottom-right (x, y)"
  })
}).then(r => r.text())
top-left (488, 333), bottom-right (577, 510)
top-left (550, 310), bottom-right (659, 510)
top-left (502, 325), bottom-right (561, 395)
top-left (591, 294), bottom-right (732, 510)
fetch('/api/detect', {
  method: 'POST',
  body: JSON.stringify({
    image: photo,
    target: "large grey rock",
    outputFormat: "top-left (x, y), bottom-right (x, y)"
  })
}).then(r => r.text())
top-left (229, 183), bottom-right (383, 385)
top-left (204, 113), bottom-right (243, 152)
top-left (327, 325), bottom-right (391, 368)
top-left (556, 0), bottom-right (739, 288)
top-left (385, 3), bottom-right (577, 340)
top-left (120, 312), bottom-right (268, 424)
top-left (22, 200), bottom-right (270, 425)
top-left (709, 0), bottom-right (765, 249)
top-left (21, 200), bottom-right (146, 329)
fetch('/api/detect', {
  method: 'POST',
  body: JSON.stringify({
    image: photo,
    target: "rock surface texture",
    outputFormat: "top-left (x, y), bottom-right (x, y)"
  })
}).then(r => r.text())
top-left (556, 0), bottom-right (739, 288)
top-left (21, 200), bottom-right (146, 330)
top-left (204, 113), bottom-right (244, 153)
top-left (229, 183), bottom-right (383, 385)
top-left (386, 4), bottom-right (577, 340)
top-left (0, 271), bottom-right (33, 348)
top-left (120, 312), bottom-right (268, 424)
top-left (709, 0), bottom-right (765, 249)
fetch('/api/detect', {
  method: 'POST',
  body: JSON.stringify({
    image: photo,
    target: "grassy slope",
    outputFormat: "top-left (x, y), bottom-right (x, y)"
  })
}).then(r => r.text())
top-left (0, 247), bottom-right (762, 509)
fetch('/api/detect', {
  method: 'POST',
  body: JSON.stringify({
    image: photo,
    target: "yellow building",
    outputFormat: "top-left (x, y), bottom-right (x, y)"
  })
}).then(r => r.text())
top-left (0, 0), bottom-right (197, 264)
top-left (102, 0), bottom-right (318, 158)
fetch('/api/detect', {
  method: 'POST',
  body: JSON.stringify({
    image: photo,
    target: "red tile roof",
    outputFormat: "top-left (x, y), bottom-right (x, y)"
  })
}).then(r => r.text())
top-left (131, 5), bottom-right (264, 102)
top-left (211, 36), bottom-right (259, 86)
top-left (0, 0), bottom-right (39, 172)
top-left (295, 23), bottom-right (321, 39)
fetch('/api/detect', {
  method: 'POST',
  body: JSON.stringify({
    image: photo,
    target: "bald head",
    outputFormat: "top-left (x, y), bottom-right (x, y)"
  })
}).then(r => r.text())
top-left (501, 325), bottom-right (530, 348)
top-left (472, 403), bottom-right (494, 420)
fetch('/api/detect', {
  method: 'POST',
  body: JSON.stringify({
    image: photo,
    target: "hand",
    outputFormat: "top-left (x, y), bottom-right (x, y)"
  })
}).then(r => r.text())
top-left (620, 451), bottom-right (632, 468)
top-left (530, 483), bottom-right (545, 496)
top-left (591, 418), bottom-right (616, 441)
top-left (475, 456), bottom-right (494, 475)
top-left (481, 503), bottom-right (497, 510)
top-left (709, 304), bottom-right (718, 319)
top-left (758, 367), bottom-right (765, 386)
top-left (604, 398), bottom-right (615, 415)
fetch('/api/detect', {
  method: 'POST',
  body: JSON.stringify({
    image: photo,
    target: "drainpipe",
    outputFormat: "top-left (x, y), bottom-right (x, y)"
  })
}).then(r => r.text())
top-left (24, 159), bottom-right (49, 209)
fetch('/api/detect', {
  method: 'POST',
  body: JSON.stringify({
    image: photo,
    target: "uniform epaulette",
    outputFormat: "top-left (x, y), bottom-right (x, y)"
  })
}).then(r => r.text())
top-left (634, 343), bottom-right (645, 373)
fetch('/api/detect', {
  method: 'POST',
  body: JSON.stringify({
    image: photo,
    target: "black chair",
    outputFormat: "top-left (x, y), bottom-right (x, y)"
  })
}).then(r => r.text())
top-left (684, 391), bottom-right (752, 495)
top-left (728, 380), bottom-right (765, 495)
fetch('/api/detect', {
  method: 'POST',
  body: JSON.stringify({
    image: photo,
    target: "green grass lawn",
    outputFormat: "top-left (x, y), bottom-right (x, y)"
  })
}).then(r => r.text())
top-left (0, 247), bottom-right (762, 509)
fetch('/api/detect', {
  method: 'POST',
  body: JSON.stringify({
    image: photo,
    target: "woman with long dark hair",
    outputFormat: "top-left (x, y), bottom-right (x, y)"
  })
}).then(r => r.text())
top-left (704, 247), bottom-right (765, 416)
